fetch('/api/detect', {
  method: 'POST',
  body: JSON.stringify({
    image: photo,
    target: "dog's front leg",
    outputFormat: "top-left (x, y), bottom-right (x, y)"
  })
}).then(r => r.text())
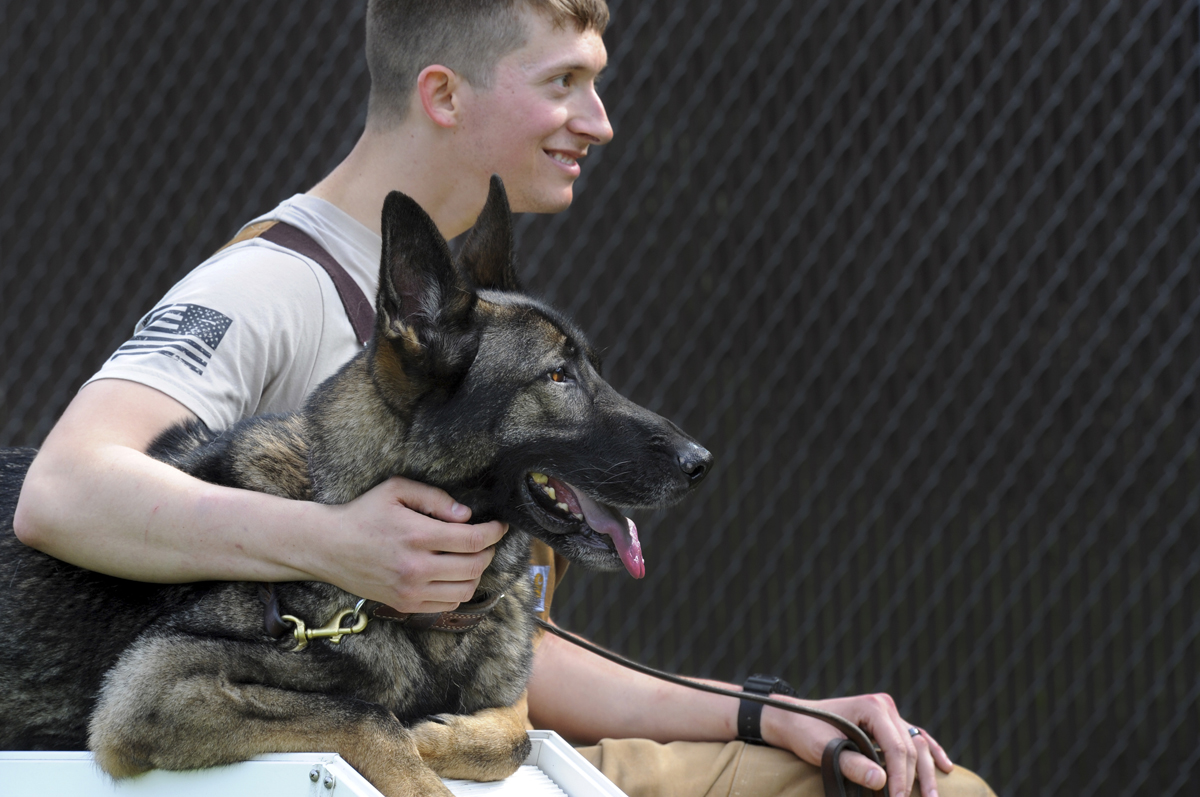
top-left (410, 703), bottom-right (532, 782)
top-left (90, 636), bottom-right (454, 797)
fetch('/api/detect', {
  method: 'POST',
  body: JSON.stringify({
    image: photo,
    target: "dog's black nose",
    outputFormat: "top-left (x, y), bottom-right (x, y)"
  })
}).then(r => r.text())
top-left (678, 443), bottom-right (713, 483)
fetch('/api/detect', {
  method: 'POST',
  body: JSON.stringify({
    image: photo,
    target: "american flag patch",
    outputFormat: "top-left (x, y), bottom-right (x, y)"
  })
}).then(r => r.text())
top-left (109, 304), bottom-right (233, 376)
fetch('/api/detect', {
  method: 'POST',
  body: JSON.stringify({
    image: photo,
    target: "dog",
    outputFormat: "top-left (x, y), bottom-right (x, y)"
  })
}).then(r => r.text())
top-left (0, 176), bottom-right (711, 796)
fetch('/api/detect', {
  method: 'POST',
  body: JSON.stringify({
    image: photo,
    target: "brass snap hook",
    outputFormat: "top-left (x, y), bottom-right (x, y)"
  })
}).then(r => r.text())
top-left (283, 599), bottom-right (369, 652)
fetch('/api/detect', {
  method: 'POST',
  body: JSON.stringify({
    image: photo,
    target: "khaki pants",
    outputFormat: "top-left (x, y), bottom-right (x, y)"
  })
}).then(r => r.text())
top-left (575, 739), bottom-right (996, 797)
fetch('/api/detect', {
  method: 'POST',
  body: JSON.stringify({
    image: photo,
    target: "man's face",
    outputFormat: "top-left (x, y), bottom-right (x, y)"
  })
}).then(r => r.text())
top-left (458, 11), bottom-right (613, 214)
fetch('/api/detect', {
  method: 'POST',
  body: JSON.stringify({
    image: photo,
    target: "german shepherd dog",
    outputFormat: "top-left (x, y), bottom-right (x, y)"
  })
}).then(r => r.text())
top-left (0, 177), bottom-right (711, 796)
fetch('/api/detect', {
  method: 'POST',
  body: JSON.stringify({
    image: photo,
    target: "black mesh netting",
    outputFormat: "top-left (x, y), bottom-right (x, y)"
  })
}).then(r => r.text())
top-left (2, 2), bottom-right (1198, 794)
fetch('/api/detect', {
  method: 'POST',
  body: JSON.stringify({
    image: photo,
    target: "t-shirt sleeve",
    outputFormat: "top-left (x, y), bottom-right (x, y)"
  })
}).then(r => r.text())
top-left (86, 242), bottom-right (328, 431)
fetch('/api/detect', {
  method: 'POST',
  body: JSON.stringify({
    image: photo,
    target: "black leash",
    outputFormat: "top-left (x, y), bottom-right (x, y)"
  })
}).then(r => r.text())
top-left (534, 617), bottom-right (882, 796)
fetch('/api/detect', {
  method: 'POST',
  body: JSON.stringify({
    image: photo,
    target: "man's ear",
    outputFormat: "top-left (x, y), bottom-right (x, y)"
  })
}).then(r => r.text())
top-left (417, 64), bottom-right (462, 128)
top-left (377, 190), bottom-right (476, 370)
top-left (457, 175), bottom-right (522, 292)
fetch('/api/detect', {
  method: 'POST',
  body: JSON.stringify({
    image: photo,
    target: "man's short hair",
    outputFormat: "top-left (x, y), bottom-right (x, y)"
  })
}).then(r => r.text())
top-left (365, 0), bottom-right (610, 129)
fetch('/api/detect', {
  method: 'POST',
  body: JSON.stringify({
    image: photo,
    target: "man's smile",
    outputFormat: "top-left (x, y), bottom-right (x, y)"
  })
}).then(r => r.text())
top-left (545, 148), bottom-right (585, 174)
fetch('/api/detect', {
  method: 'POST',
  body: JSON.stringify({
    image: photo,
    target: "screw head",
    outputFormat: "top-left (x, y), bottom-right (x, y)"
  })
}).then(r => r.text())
top-left (323, 772), bottom-right (336, 790)
top-left (309, 767), bottom-right (320, 782)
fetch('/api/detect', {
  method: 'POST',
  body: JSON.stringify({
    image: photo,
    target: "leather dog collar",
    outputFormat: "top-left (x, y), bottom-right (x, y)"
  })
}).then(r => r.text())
top-left (369, 591), bottom-right (504, 633)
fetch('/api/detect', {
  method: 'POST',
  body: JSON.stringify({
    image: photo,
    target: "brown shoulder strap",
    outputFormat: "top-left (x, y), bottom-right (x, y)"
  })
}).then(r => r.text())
top-left (218, 219), bottom-right (278, 251)
top-left (218, 219), bottom-right (376, 346)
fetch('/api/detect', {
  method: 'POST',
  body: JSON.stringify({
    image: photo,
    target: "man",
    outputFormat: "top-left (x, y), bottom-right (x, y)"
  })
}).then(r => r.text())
top-left (14, 2), bottom-right (991, 796)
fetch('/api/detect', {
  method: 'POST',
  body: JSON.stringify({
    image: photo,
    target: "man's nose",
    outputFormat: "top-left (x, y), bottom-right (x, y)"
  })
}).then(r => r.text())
top-left (570, 87), bottom-right (614, 146)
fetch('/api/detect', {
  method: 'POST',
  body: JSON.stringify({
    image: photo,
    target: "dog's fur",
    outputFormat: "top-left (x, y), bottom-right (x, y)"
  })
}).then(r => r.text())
top-left (0, 178), bottom-right (711, 796)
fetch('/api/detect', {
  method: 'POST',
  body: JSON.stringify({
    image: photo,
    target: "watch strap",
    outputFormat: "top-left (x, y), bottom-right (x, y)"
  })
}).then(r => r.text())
top-left (737, 673), bottom-right (797, 744)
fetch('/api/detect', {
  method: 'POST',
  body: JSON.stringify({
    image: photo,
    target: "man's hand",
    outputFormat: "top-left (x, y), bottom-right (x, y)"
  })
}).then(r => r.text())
top-left (319, 476), bottom-right (507, 612)
top-left (760, 693), bottom-right (954, 797)
top-left (528, 621), bottom-right (971, 797)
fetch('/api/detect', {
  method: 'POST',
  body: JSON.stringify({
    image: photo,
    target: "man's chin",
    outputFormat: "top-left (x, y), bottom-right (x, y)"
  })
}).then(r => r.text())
top-left (508, 186), bottom-right (575, 215)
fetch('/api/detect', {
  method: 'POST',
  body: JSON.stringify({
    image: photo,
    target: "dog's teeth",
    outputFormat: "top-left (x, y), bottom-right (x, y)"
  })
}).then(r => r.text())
top-left (556, 502), bottom-right (570, 513)
top-left (572, 512), bottom-right (584, 520)
top-left (545, 487), bottom-right (556, 501)
top-left (531, 473), bottom-right (549, 485)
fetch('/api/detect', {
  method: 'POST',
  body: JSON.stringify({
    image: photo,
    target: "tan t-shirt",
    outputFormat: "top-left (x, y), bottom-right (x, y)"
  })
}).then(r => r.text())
top-left (87, 195), bottom-right (378, 430)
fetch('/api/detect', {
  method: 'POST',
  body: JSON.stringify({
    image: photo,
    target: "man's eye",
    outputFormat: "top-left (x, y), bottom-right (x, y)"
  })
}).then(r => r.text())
top-left (552, 74), bottom-right (571, 88)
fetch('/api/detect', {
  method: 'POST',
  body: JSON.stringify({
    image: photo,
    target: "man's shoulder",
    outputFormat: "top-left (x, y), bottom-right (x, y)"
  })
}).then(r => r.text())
top-left (84, 196), bottom-right (373, 430)
top-left (173, 237), bottom-right (329, 304)
top-left (216, 193), bottom-right (382, 304)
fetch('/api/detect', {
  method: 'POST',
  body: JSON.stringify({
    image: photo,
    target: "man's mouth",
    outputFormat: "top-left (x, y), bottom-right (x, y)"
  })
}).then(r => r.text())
top-left (544, 149), bottom-right (585, 175)
top-left (526, 471), bottom-right (644, 579)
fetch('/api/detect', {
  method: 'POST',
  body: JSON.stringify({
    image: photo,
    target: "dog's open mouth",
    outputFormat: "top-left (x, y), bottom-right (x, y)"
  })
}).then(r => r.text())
top-left (525, 472), bottom-right (645, 579)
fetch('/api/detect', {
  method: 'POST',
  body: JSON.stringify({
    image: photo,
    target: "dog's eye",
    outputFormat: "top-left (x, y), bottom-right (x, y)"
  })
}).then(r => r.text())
top-left (549, 367), bottom-right (569, 383)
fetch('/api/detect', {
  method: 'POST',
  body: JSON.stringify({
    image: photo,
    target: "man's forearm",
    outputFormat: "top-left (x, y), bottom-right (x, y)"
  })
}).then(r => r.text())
top-left (13, 379), bottom-right (506, 612)
top-left (526, 629), bottom-right (741, 744)
top-left (16, 441), bottom-right (330, 584)
top-left (14, 380), bottom-right (330, 584)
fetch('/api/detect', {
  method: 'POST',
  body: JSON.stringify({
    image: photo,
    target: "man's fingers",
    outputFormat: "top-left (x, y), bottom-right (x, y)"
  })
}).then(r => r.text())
top-left (399, 599), bottom-right (463, 614)
top-left (383, 475), bottom-right (473, 522)
top-left (426, 549), bottom-right (495, 586)
top-left (378, 477), bottom-right (509, 553)
top-left (402, 578), bottom-right (487, 613)
top-left (383, 569), bottom-right (490, 612)
top-left (836, 750), bottom-right (888, 794)
top-left (913, 734), bottom-right (941, 797)
top-left (789, 696), bottom-right (949, 797)
top-left (433, 520), bottom-right (508, 554)
top-left (921, 729), bottom-right (954, 774)
top-left (857, 695), bottom-right (915, 797)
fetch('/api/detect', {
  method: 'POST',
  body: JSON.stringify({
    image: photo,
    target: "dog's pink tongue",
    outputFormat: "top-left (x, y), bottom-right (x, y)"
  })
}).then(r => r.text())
top-left (559, 480), bottom-right (644, 579)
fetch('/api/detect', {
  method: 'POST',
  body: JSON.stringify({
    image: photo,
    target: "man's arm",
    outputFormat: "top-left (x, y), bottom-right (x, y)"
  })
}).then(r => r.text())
top-left (13, 379), bottom-right (506, 612)
top-left (527, 629), bottom-right (953, 797)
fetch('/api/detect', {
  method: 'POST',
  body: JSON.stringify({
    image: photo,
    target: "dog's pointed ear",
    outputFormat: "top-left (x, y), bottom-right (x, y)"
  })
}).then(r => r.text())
top-left (457, 175), bottom-right (522, 292)
top-left (377, 190), bottom-right (477, 372)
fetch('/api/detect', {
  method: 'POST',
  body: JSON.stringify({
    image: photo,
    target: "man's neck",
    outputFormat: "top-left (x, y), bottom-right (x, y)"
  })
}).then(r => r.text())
top-left (307, 125), bottom-right (486, 241)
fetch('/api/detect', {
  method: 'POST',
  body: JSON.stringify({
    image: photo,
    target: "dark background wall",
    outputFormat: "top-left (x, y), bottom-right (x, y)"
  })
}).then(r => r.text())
top-left (2, 2), bottom-right (1198, 794)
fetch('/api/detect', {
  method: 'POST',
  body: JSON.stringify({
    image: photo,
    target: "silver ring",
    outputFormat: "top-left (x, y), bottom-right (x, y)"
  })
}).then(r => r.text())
top-left (908, 727), bottom-right (921, 738)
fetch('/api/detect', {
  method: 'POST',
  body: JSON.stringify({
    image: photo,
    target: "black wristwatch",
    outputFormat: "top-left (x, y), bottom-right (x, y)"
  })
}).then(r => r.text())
top-left (737, 673), bottom-right (797, 744)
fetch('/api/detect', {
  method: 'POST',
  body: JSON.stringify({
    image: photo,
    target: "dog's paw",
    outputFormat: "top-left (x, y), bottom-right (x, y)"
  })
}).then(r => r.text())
top-left (411, 707), bottom-right (529, 781)
top-left (91, 743), bottom-right (154, 781)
